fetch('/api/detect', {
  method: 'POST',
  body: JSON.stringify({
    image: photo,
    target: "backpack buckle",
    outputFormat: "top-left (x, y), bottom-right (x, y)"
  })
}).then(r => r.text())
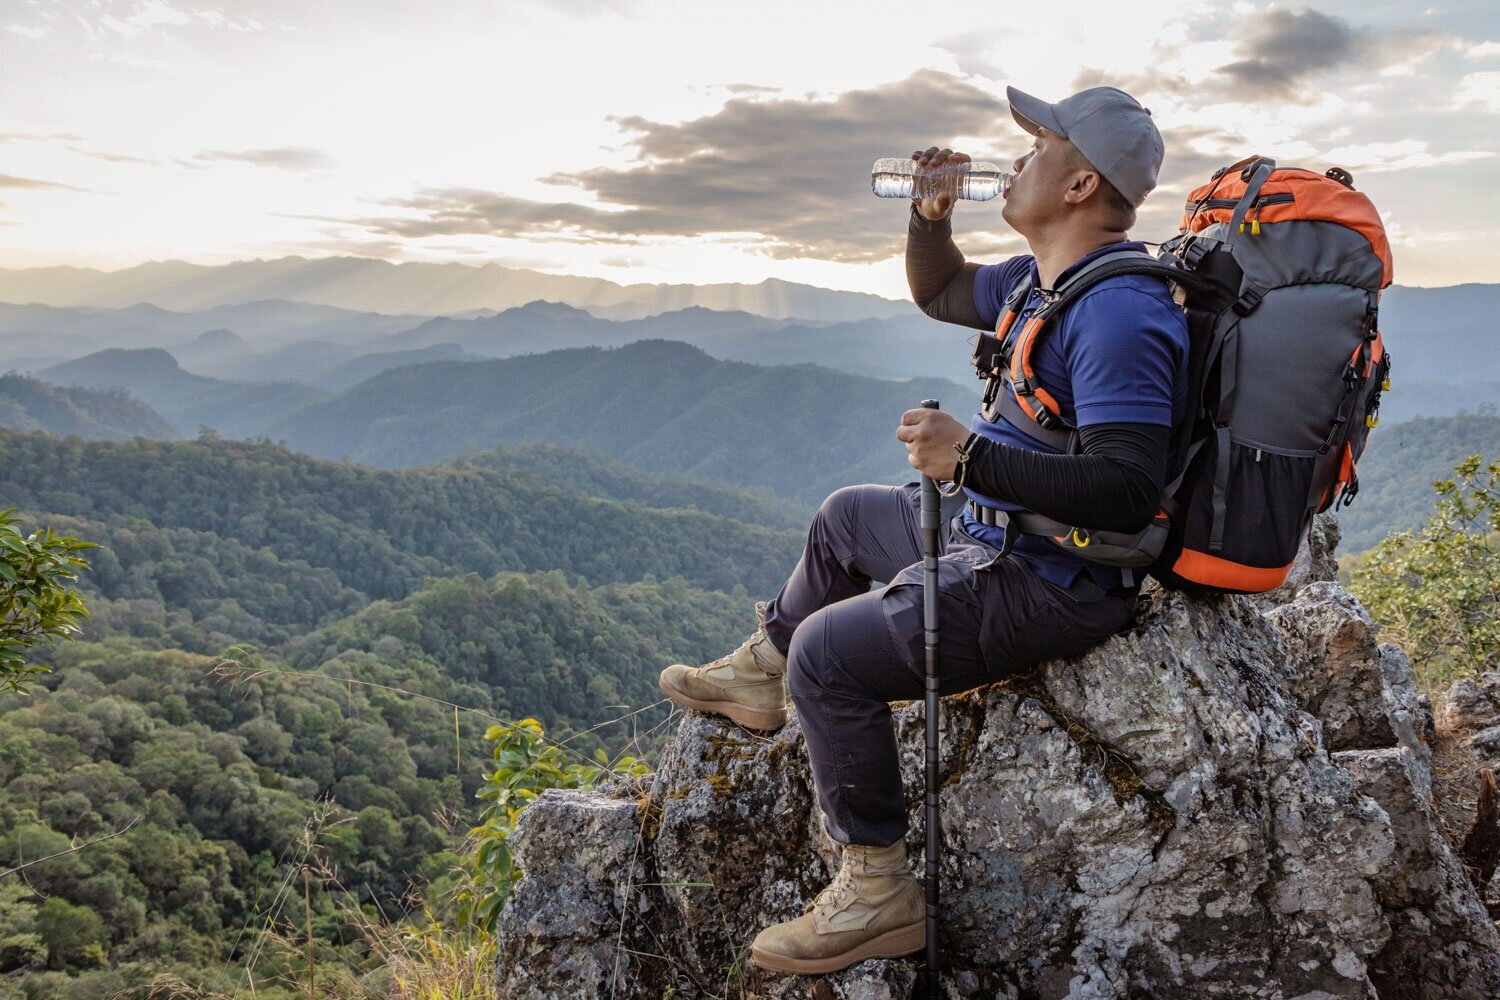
top-left (1034, 407), bottom-right (1064, 432)
top-left (1232, 287), bottom-right (1263, 316)
top-left (1011, 376), bottom-right (1036, 397)
top-left (1181, 238), bottom-right (1213, 268)
top-left (1341, 472), bottom-right (1360, 507)
top-left (971, 332), bottom-right (1005, 377)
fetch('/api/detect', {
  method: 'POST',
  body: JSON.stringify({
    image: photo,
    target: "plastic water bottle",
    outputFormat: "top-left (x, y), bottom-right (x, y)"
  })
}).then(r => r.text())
top-left (870, 157), bottom-right (1013, 202)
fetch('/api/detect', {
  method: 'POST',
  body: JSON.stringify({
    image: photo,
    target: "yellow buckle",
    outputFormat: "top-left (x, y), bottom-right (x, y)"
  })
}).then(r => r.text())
top-left (1071, 528), bottom-right (1091, 548)
top-left (1366, 413), bottom-right (1380, 429)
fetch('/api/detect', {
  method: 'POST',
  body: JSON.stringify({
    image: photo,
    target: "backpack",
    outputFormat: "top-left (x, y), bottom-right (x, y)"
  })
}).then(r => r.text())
top-left (969, 155), bottom-right (1392, 594)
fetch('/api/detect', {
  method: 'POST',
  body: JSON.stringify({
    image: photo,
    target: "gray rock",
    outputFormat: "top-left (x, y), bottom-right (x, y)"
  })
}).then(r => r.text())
top-left (1332, 746), bottom-right (1500, 999)
top-left (1470, 725), bottom-right (1500, 757)
top-left (1377, 644), bottom-right (1434, 798)
top-left (496, 587), bottom-right (1499, 998)
top-left (760, 960), bottom-right (916, 999)
top-left (1266, 583), bottom-right (1414, 756)
top-left (1440, 677), bottom-right (1500, 732)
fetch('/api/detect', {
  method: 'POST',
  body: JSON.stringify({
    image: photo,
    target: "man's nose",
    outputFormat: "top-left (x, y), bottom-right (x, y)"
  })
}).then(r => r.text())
top-left (1012, 151), bottom-right (1031, 174)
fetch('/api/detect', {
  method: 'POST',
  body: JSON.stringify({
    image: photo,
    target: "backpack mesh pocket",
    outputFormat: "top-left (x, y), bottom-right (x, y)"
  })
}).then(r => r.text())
top-left (1175, 437), bottom-right (1316, 576)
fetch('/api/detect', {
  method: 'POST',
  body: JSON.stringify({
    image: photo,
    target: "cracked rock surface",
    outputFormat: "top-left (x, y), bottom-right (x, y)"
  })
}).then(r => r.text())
top-left (495, 536), bottom-right (1499, 998)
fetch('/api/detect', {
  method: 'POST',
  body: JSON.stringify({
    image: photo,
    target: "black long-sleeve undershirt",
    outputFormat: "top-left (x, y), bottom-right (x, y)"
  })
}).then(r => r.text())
top-left (906, 205), bottom-right (986, 330)
top-left (963, 423), bottom-right (1169, 532)
top-left (905, 203), bottom-right (1170, 533)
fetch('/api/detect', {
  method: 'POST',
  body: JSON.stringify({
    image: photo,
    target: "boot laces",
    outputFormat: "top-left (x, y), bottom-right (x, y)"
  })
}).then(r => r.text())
top-left (810, 864), bottom-right (859, 917)
top-left (708, 629), bottom-right (769, 673)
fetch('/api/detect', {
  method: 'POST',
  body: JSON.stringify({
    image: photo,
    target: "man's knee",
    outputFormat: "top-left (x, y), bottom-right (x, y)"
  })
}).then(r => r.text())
top-left (786, 607), bottom-right (832, 700)
top-left (813, 485), bottom-right (862, 536)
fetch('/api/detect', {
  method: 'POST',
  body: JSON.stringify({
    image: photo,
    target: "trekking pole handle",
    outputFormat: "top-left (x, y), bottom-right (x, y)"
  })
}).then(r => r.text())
top-left (919, 399), bottom-right (941, 532)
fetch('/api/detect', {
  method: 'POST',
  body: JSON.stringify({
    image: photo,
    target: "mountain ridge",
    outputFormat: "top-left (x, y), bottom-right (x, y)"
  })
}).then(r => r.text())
top-left (0, 255), bottom-right (914, 322)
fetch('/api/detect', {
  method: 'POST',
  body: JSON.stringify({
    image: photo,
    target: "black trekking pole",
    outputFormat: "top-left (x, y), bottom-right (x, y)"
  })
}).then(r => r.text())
top-left (918, 398), bottom-right (942, 998)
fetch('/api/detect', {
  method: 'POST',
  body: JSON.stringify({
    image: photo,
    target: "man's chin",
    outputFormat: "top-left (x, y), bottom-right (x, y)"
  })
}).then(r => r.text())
top-left (1000, 201), bottom-right (1025, 236)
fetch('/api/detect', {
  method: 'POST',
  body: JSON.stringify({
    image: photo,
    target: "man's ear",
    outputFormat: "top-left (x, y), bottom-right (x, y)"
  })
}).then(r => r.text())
top-left (1062, 170), bottom-right (1101, 207)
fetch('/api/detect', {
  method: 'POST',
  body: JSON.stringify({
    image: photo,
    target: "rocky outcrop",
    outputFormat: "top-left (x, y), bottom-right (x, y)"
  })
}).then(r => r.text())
top-left (1265, 584), bottom-right (1433, 789)
top-left (1333, 746), bottom-right (1499, 1000)
top-left (495, 522), bottom-right (1500, 999)
top-left (1434, 671), bottom-right (1500, 911)
top-left (1440, 673), bottom-right (1500, 749)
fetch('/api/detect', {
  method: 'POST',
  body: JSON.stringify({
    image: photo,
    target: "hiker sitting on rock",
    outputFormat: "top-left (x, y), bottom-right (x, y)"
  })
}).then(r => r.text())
top-left (658, 85), bottom-right (1180, 976)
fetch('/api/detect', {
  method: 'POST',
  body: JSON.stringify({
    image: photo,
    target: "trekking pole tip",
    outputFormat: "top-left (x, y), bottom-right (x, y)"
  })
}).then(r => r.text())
top-left (921, 398), bottom-right (940, 409)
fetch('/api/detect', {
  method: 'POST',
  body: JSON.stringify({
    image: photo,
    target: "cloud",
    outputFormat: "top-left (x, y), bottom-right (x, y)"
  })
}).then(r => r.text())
top-left (342, 69), bottom-right (1016, 263)
top-left (1214, 8), bottom-right (1374, 98)
top-left (718, 83), bottom-right (780, 96)
top-left (6, 23), bottom-right (48, 39)
top-left (1466, 41), bottom-right (1500, 60)
top-left (1315, 139), bottom-right (1494, 172)
top-left (1215, 8), bottom-right (1449, 101)
top-left (0, 173), bottom-right (92, 192)
top-left (1073, 7), bottom-right (1446, 106)
top-left (88, 0), bottom-right (266, 38)
top-left (195, 147), bottom-right (335, 170)
top-left (68, 144), bottom-right (161, 166)
top-left (1455, 71), bottom-right (1500, 112)
top-left (929, 26), bottom-right (1013, 79)
top-left (514, 0), bottom-right (642, 15)
top-left (0, 130), bottom-right (84, 144)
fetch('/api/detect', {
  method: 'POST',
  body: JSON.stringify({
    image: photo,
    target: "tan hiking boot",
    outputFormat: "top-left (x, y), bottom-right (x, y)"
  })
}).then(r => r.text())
top-left (750, 841), bottom-right (925, 975)
top-left (658, 601), bottom-right (789, 731)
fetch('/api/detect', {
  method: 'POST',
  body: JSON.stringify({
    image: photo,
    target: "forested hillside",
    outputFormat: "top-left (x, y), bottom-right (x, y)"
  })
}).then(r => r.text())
top-left (0, 424), bottom-right (785, 994)
top-left (0, 374), bottom-right (177, 440)
top-left (0, 572), bottom-right (750, 996)
top-left (456, 443), bottom-right (811, 530)
top-left (268, 339), bottom-right (960, 505)
top-left (1339, 410), bottom-right (1500, 552)
top-left (0, 429), bottom-right (801, 646)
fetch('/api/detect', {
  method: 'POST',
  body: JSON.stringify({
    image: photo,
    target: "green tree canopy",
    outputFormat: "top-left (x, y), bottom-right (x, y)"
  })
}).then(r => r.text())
top-left (0, 508), bottom-right (92, 694)
top-left (1350, 455), bottom-right (1500, 689)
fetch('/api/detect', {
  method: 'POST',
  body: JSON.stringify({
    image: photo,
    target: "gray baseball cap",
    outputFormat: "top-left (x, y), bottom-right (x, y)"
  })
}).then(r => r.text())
top-left (1006, 85), bottom-right (1164, 207)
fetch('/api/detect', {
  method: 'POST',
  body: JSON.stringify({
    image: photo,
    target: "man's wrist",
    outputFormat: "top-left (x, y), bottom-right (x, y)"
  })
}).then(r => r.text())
top-left (909, 202), bottom-right (953, 234)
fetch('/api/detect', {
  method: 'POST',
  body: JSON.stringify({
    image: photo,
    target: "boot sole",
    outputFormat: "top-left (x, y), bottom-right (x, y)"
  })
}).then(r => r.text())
top-left (658, 676), bottom-right (789, 732)
top-left (750, 919), bottom-right (925, 975)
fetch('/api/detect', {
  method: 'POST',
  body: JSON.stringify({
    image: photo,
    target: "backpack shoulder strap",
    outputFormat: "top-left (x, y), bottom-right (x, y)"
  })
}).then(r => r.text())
top-left (1005, 250), bottom-right (1184, 433)
top-left (994, 270), bottom-right (1034, 340)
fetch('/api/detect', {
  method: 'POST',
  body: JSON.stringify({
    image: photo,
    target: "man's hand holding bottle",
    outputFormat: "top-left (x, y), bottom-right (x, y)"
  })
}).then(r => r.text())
top-left (911, 146), bottom-right (971, 222)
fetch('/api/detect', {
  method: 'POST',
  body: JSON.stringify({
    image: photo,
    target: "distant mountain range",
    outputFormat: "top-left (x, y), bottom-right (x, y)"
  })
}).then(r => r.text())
top-left (261, 339), bottom-right (967, 506)
top-left (0, 296), bottom-right (979, 386)
top-left (7, 338), bottom-right (968, 504)
top-left (2, 263), bottom-right (1494, 415)
top-left (39, 347), bottom-right (327, 439)
top-left (3, 336), bottom-right (1493, 551)
top-left (0, 256), bottom-right (914, 322)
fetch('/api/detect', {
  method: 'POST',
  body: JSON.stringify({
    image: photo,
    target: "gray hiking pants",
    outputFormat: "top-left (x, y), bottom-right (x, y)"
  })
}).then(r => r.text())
top-left (762, 483), bottom-right (1135, 848)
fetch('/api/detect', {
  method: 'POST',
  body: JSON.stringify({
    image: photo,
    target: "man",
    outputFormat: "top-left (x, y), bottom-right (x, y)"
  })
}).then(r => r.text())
top-left (658, 85), bottom-right (1185, 975)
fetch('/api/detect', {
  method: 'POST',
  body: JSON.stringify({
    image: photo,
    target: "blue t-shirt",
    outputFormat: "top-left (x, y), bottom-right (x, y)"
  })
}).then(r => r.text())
top-left (962, 241), bottom-right (1189, 590)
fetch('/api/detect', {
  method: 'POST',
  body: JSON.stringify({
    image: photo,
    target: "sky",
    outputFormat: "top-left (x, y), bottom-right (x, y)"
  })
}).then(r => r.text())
top-left (1, 0), bottom-right (1498, 299)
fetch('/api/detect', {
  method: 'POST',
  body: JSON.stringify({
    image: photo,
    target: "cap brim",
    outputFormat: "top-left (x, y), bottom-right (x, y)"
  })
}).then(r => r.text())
top-left (1006, 86), bottom-right (1065, 138)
